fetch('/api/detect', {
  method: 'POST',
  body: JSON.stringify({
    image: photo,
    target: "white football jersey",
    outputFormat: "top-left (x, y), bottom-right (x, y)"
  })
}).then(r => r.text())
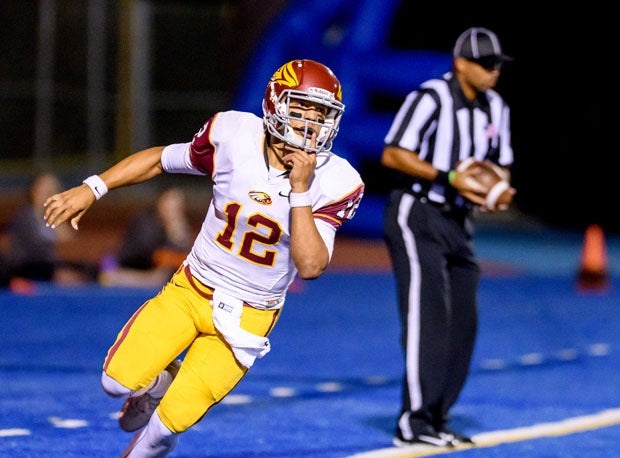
top-left (161, 110), bottom-right (364, 309)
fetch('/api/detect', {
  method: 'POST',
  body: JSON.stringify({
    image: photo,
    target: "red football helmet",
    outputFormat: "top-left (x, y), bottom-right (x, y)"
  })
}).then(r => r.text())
top-left (262, 59), bottom-right (345, 153)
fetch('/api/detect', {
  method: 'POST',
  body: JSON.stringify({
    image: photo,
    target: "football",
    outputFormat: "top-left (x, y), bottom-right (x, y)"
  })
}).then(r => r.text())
top-left (456, 158), bottom-right (514, 209)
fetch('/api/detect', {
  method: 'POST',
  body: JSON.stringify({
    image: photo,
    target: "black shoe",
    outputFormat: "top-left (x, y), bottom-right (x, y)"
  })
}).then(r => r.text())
top-left (393, 427), bottom-right (454, 448)
top-left (438, 428), bottom-right (474, 446)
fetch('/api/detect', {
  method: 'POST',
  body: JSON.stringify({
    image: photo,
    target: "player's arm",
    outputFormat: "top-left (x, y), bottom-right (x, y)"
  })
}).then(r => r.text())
top-left (44, 146), bottom-right (165, 230)
top-left (289, 203), bottom-right (329, 279)
top-left (284, 142), bottom-right (329, 280)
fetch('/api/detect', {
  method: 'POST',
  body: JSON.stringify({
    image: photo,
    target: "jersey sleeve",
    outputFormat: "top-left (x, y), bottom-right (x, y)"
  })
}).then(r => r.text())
top-left (314, 184), bottom-right (365, 229)
top-left (498, 103), bottom-right (513, 167)
top-left (384, 88), bottom-right (439, 152)
top-left (188, 113), bottom-right (222, 177)
top-left (313, 155), bottom-right (365, 230)
top-left (160, 113), bottom-right (224, 176)
top-left (161, 142), bottom-right (205, 175)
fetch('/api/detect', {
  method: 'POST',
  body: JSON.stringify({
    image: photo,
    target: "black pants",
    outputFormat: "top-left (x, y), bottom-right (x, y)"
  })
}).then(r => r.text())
top-left (384, 190), bottom-right (480, 435)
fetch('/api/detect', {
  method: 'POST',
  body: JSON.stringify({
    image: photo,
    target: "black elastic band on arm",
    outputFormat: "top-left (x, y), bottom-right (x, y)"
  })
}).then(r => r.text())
top-left (434, 170), bottom-right (451, 186)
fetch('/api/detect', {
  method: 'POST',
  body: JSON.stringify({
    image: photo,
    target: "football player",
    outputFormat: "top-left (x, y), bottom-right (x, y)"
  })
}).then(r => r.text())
top-left (43, 59), bottom-right (364, 457)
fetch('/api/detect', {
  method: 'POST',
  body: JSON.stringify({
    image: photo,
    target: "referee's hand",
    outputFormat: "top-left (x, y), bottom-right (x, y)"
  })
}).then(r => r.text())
top-left (451, 168), bottom-right (488, 206)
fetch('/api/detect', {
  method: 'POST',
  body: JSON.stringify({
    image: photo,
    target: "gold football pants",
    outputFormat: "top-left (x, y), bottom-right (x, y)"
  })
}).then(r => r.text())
top-left (103, 265), bottom-right (281, 432)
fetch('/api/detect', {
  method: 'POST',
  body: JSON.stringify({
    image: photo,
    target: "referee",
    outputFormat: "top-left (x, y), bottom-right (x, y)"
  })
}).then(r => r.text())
top-left (381, 27), bottom-right (515, 448)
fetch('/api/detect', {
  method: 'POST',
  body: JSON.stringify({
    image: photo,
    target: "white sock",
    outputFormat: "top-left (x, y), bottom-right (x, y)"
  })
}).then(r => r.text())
top-left (123, 411), bottom-right (179, 458)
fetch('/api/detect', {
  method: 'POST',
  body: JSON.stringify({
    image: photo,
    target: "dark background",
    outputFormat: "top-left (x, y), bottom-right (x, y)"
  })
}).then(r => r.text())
top-left (0, 1), bottom-right (616, 233)
top-left (367, 3), bottom-right (617, 232)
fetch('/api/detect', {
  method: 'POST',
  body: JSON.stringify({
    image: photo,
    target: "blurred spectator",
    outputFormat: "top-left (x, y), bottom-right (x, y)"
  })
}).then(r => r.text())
top-left (99, 187), bottom-right (193, 287)
top-left (1, 171), bottom-right (97, 288)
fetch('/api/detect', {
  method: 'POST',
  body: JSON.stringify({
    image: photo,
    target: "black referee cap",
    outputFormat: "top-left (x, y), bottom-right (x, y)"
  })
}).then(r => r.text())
top-left (453, 27), bottom-right (512, 63)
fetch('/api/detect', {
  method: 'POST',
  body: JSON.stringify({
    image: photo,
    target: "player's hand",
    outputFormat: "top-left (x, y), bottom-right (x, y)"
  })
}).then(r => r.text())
top-left (283, 132), bottom-right (317, 192)
top-left (43, 184), bottom-right (96, 230)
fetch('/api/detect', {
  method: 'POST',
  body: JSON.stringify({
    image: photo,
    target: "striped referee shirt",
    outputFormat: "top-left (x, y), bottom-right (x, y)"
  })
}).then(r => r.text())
top-left (384, 71), bottom-right (513, 208)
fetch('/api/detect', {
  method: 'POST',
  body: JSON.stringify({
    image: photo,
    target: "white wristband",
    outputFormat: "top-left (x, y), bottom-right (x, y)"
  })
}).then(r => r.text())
top-left (289, 191), bottom-right (312, 208)
top-left (82, 175), bottom-right (108, 200)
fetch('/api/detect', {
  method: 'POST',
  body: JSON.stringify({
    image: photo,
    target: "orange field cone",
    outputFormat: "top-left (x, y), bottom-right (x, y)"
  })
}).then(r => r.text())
top-left (576, 224), bottom-right (609, 293)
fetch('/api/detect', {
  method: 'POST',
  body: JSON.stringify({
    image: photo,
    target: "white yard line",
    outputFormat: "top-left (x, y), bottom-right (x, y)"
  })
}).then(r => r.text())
top-left (348, 408), bottom-right (620, 457)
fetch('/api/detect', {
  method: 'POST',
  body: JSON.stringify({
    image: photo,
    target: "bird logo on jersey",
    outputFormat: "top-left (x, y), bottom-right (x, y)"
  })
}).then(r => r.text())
top-left (248, 191), bottom-right (272, 205)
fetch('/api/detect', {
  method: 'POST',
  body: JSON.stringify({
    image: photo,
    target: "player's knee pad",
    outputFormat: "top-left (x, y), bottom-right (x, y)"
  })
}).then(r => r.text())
top-left (101, 370), bottom-right (131, 398)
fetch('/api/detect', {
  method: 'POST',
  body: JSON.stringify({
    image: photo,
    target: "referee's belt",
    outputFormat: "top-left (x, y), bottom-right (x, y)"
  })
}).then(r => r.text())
top-left (411, 193), bottom-right (472, 214)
